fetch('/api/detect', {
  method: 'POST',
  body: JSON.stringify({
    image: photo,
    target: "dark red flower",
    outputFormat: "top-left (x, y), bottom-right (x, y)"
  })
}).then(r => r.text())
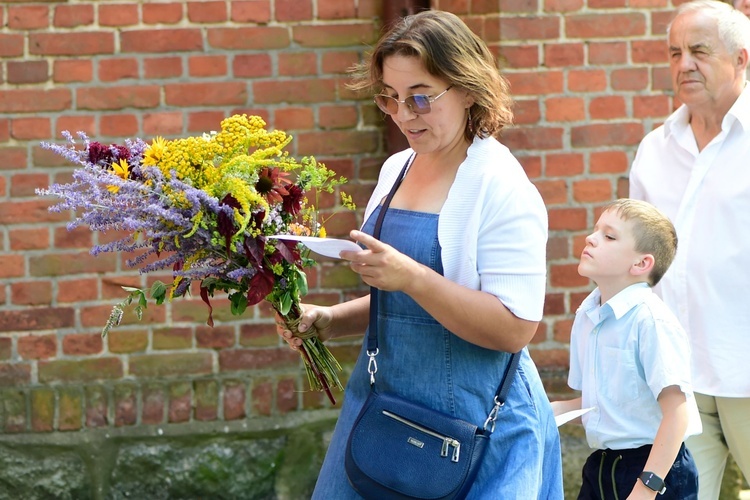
top-left (281, 184), bottom-right (304, 215)
top-left (111, 145), bottom-right (130, 161)
top-left (88, 142), bottom-right (112, 165)
top-left (255, 167), bottom-right (291, 204)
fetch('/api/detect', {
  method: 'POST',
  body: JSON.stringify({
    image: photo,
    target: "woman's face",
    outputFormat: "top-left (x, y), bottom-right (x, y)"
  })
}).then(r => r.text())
top-left (379, 55), bottom-right (472, 157)
top-left (734, 0), bottom-right (750, 16)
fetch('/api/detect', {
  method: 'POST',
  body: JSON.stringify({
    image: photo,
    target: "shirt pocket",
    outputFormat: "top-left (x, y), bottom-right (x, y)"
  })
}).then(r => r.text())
top-left (600, 346), bottom-right (641, 405)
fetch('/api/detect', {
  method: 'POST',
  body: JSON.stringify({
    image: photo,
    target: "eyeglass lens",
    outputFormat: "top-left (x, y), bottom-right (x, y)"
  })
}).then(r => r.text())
top-left (374, 94), bottom-right (432, 115)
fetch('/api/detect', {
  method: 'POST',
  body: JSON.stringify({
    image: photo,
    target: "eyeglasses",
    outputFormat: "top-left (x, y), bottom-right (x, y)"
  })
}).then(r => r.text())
top-left (373, 86), bottom-right (453, 115)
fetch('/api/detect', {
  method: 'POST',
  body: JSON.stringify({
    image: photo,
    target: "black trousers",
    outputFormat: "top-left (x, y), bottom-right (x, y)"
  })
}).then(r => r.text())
top-left (577, 443), bottom-right (698, 500)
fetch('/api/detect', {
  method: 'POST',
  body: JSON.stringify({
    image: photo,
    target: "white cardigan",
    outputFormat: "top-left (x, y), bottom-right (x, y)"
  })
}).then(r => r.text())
top-left (363, 136), bottom-right (548, 321)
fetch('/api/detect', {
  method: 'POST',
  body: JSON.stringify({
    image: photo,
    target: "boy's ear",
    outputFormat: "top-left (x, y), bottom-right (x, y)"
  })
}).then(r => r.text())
top-left (630, 254), bottom-right (655, 277)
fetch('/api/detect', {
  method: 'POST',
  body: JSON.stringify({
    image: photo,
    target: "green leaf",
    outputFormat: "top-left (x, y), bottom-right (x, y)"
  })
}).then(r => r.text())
top-left (122, 286), bottom-right (141, 293)
top-left (134, 305), bottom-right (143, 321)
top-left (230, 292), bottom-right (248, 316)
top-left (151, 281), bottom-right (167, 305)
top-left (138, 291), bottom-right (148, 309)
top-left (279, 292), bottom-right (292, 316)
top-left (296, 269), bottom-right (308, 297)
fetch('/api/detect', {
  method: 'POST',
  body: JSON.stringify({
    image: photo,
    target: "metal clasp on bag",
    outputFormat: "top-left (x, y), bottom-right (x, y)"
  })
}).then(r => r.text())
top-left (483, 395), bottom-right (504, 432)
top-left (367, 348), bottom-right (379, 385)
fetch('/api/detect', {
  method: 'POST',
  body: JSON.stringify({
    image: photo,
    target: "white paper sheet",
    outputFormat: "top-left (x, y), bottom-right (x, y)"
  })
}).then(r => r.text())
top-left (555, 407), bottom-right (594, 427)
top-left (269, 235), bottom-right (362, 259)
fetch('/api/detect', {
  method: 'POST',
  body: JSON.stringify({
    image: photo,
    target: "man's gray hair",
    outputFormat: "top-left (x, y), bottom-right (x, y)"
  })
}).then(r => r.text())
top-left (667, 0), bottom-right (750, 53)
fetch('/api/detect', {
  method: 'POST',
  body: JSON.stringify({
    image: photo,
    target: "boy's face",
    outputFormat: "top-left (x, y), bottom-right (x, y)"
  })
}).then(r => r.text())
top-left (578, 209), bottom-right (643, 284)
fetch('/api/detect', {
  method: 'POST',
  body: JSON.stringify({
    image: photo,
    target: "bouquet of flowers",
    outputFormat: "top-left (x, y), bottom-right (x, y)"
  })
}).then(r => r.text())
top-left (36, 114), bottom-right (354, 405)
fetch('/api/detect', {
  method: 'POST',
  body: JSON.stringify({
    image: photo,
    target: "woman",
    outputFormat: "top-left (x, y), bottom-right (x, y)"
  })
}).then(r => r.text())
top-left (280, 10), bottom-right (563, 498)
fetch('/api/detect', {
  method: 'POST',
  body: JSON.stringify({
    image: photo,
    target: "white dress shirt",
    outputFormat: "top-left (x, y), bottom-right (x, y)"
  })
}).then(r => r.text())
top-left (629, 84), bottom-right (750, 397)
top-left (568, 284), bottom-right (702, 450)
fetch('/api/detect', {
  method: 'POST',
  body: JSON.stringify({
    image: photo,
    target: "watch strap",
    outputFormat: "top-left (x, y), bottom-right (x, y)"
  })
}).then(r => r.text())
top-left (639, 471), bottom-right (667, 495)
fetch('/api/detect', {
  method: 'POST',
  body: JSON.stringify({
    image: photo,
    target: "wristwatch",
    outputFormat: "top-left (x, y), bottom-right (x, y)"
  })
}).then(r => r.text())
top-left (639, 471), bottom-right (667, 495)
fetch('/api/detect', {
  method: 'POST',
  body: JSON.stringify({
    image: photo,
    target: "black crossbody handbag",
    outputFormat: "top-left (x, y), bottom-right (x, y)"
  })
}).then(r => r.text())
top-left (344, 155), bottom-right (521, 500)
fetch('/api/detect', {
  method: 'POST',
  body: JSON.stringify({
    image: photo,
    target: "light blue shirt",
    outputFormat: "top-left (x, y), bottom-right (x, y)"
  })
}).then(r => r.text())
top-left (568, 283), bottom-right (702, 450)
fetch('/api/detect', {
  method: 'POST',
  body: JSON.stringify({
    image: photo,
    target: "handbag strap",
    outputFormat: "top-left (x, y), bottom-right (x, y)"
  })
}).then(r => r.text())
top-left (365, 153), bottom-right (521, 432)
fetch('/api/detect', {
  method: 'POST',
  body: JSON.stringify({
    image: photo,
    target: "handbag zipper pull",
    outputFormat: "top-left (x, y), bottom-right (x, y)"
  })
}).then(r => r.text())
top-left (450, 440), bottom-right (461, 462)
top-left (441, 438), bottom-right (450, 457)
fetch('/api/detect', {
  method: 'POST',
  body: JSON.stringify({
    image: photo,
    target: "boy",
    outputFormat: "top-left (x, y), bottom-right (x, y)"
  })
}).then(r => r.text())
top-left (553, 199), bottom-right (702, 499)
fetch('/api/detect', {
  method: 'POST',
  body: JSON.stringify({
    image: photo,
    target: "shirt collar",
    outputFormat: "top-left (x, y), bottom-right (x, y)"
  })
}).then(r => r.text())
top-left (664, 82), bottom-right (750, 139)
top-left (579, 282), bottom-right (652, 324)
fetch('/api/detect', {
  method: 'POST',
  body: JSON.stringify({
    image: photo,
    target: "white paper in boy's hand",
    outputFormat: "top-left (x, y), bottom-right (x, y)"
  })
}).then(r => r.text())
top-left (555, 407), bottom-right (595, 427)
top-left (269, 235), bottom-right (362, 259)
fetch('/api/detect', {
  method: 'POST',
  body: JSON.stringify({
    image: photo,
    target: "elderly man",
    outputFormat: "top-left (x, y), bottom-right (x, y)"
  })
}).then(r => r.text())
top-left (629, 1), bottom-right (750, 498)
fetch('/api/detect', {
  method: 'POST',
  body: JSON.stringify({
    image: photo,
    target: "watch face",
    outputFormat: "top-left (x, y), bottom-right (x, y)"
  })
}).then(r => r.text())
top-left (640, 471), bottom-right (666, 494)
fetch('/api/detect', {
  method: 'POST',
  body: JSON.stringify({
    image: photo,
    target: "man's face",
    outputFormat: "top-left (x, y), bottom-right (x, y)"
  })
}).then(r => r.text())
top-left (668, 10), bottom-right (742, 109)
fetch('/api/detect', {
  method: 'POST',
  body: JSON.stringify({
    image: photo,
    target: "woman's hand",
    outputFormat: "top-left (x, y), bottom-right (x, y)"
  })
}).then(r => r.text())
top-left (275, 304), bottom-right (334, 350)
top-left (340, 229), bottom-right (424, 293)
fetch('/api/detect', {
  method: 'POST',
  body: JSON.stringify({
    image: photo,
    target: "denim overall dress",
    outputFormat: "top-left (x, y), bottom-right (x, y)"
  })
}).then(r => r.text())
top-left (312, 206), bottom-right (563, 499)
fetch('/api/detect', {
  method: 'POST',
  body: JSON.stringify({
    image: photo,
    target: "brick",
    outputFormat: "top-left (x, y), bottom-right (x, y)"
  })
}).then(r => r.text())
top-left (0, 255), bottom-right (24, 279)
top-left (591, 150), bottom-right (629, 174)
top-left (11, 119), bottom-right (51, 142)
top-left (611, 68), bottom-right (650, 91)
top-left (297, 130), bottom-right (378, 156)
top-left (30, 32), bottom-right (115, 56)
top-left (53, 60), bottom-right (93, 83)
top-left (11, 172), bottom-right (50, 197)
top-left (0, 339), bottom-right (11, 361)
top-left (8, 6), bottom-right (49, 29)
top-left (501, 126), bottom-right (564, 151)
top-left (499, 45), bottom-right (539, 68)
top-left (29, 252), bottom-right (117, 278)
top-left (322, 50), bottom-right (359, 74)
top-left (38, 358), bottom-right (123, 383)
top-left (194, 379), bottom-right (218, 421)
top-left (534, 179), bottom-right (567, 205)
top-left (566, 14), bottom-right (646, 38)
top-left (530, 322), bottom-right (547, 344)
top-left (53, 225), bottom-right (93, 249)
top-left (513, 99), bottom-right (541, 125)
top-left (100, 113), bottom-right (139, 137)
top-left (554, 318), bottom-right (576, 343)
top-left (548, 207), bottom-right (587, 231)
top-left (188, 55), bottom-right (227, 77)
top-left (277, 378), bottom-right (298, 414)
top-left (106, 329), bottom-right (148, 354)
top-left (130, 353), bottom-right (213, 378)
top-left (274, 107), bottom-right (315, 131)
top-left (544, 43), bottom-right (584, 67)
top-left (545, 97), bottom-right (584, 122)
top-left (573, 179), bottom-right (612, 202)
top-left (250, 379), bottom-right (271, 416)
top-left (1, 308), bottom-right (73, 334)
top-left (62, 334), bottom-right (103, 356)
top-left (142, 3), bottom-right (183, 24)
top-left (196, 325), bottom-right (235, 349)
top-left (568, 69), bottom-right (607, 92)
top-left (232, 54), bottom-right (272, 78)
top-left (141, 383), bottom-right (165, 425)
top-left (279, 52), bottom-right (317, 76)
top-left (501, 17), bottom-right (560, 40)
top-left (653, 67), bottom-right (672, 92)
top-left (85, 385), bottom-right (108, 427)
top-left (30, 388), bottom-right (55, 432)
top-left (114, 383), bottom-right (137, 427)
top-left (1, 389), bottom-right (27, 432)
top-left (168, 381), bottom-right (191, 423)
top-left (224, 380), bottom-right (247, 419)
top-left (143, 111), bottom-right (183, 136)
top-left (99, 4), bottom-right (139, 27)
top-left (56, 278), bottom-right (98, 303)
top-left (121, 29), bottom-right (203, 53)
top-left (0, 119), bottom-right (8, 142)
top-left (219, 348), bottom-right (298, 372)
top-left (505, 71), bottom-right (563, 95)
top-left (58, 386), bottom-right (83, 431)
top-left (99, 58), bottom-right (139, 82)
top-left (544, 292), bottom-right (566, 316)
top-left (0, 89), bottom-right (72, 113)
top-left (292, 24), bottom-right (377, 48)
top-left (208, 27), bottom-right (290, 50)
top-left (257, 79), bottom-right (339, 104)
top-left (550, 263), bottom-right (589, 287)
top-left (276, 0), bottom-right (312, 21)
top-left (319, 105), bottom-right (358, 130)
top-left (187, 1), bottom-right (227, 23)
top-left (11, 281), bottom-right (52, 306)
top-left (528, 348), bottom-right (570, 369)
top-left (56, 115), bottom-right (96, 138)
top-left (231, 1), bottom-right (271, 23)
top-left (588, 42), bottom-right (627, 65)
top-left (77, 86), bottom-right (160, 111)
top-left (0, 364), bottom-right (31, 387)
top-left (165, 82), bottom-right (247, 107)
top-left (54, 4), bottom-right (94, 28)
top-left (239, 323), bottom-right (279, 347)
top-left (571, 123), bottom-right (644, 147)
top-left (546, 153), bottom-right (584, 177)
top-left (153, 327), bottom-right (193, 350)
top-left (319, 0), bottom-right (356, 19)
top-left (7, 61), bottom-right (48, 84)
top-left (0, 34), bottom-right (24, 57)
top-left (589, 96), bottom-right (626, 120)
top-left (633, 95), bottom-right (670, 118)
top-left (144, 57), bottom-right (183, 79)
top-left (187, 111), bottom-right (226, 132)
top-left (517, 155), bottom-right (542, 179)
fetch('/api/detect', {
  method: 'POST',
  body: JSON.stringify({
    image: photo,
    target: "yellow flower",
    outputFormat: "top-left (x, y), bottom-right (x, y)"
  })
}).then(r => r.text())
top-left (318, 226), bottom-right (327, 238)
top-left (107, 159), bottom-right (130, 193)
top-left (142, 136), bottom-right (168, 167)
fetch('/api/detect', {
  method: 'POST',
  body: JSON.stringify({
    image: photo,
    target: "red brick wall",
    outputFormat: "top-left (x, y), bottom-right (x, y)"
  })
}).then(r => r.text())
top-left (0, 0), bottom-right (674, 433)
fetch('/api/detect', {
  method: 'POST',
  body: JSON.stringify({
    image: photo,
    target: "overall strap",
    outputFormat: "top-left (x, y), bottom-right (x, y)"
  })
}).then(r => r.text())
top-left (365, 152), bottom-right (520, 417)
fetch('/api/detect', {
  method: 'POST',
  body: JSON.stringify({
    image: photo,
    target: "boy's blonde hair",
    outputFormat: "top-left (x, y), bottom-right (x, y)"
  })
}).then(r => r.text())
top-left (603, 199), bottom-right (677, 286)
